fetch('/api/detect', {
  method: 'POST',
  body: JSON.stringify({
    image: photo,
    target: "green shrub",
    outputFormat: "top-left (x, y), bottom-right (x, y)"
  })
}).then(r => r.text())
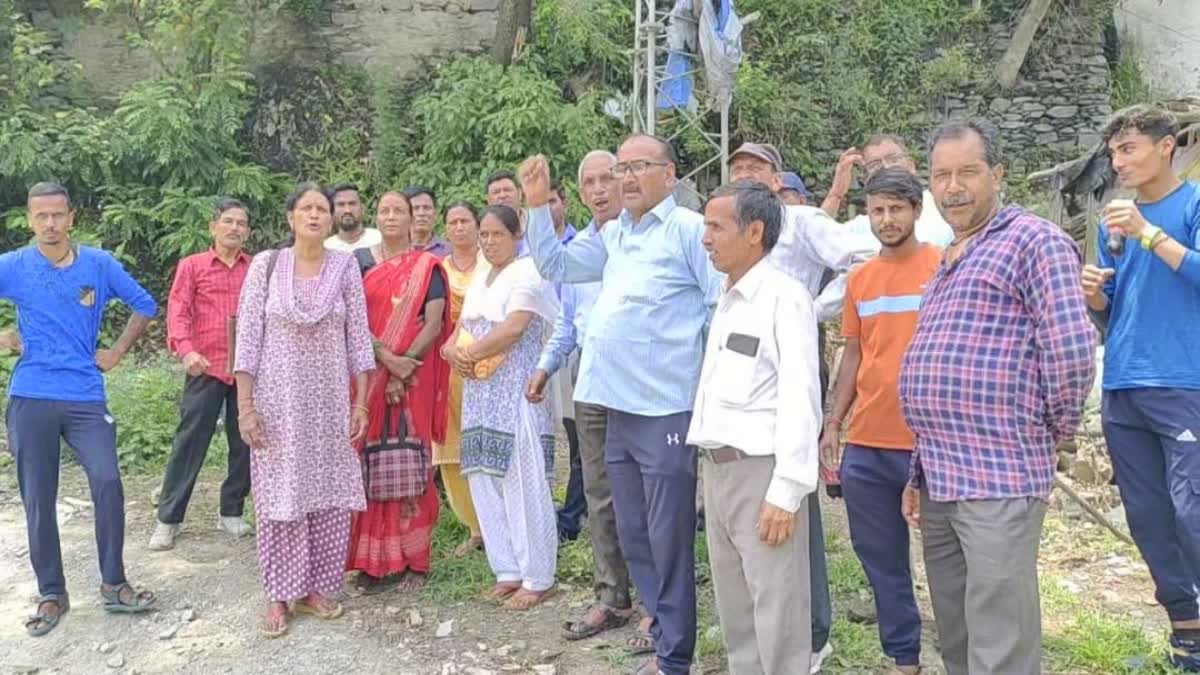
top-left (105, 359), bottom-right (185, 473)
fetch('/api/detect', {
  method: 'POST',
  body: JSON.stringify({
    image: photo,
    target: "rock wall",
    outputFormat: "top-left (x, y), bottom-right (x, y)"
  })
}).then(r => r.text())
top-left (938, 18), bottom-right (1113, 174)
top-left (33, 0), bottom-right (501, 100)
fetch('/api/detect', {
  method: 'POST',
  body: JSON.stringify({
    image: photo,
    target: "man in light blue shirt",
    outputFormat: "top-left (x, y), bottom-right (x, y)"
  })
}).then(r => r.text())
top-left (526, 149), bottom-right (636, 642)
top-left (521, 136), bottom-right (720, 675)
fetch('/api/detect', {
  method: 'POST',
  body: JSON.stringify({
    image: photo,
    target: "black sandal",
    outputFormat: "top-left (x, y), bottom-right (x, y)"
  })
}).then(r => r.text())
top-left (562, 604), bottom-right (630, 641)
top-left (626, 629), bottom-right (656, 656)
top-left (25, 595), bottom-right (69, 637)
top-left (100, 582), bottom-right (156, 614)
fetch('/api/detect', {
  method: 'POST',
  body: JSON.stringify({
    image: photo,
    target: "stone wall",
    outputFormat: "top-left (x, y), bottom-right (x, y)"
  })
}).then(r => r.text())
top-left (32, 0), bottom-right (502, 101)
top-left (937, 18), bottom-right (1114, 174)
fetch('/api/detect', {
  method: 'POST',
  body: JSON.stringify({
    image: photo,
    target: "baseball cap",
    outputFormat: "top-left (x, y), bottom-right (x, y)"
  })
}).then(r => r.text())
top-left (728, 142), bottom-right (782, 171)
top-left (779, 171), bottom-right (812, 197)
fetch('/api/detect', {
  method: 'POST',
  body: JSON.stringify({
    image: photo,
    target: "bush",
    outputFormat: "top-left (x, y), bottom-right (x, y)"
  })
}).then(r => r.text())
top-left (105, 359), bottom-right (190, 473)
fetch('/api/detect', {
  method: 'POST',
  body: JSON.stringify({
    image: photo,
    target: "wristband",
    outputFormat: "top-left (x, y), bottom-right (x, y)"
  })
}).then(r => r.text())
top-left (1148, 230), bottom-right (1168, 251)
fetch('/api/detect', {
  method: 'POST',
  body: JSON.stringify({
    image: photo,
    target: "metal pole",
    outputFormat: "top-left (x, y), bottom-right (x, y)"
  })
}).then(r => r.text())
top-left (720, 98), bottom-right (730, 185)
top-left (632, 0), bottom-right (643, 132)
top-left (645, 0), bottom-right (657, 136)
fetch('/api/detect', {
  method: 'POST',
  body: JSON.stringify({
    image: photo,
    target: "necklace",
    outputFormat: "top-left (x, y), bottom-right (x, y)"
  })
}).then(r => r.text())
top-left (449, 250), bottom-right (477, 274)
top-left (50, 245), bottom-right (74, 266)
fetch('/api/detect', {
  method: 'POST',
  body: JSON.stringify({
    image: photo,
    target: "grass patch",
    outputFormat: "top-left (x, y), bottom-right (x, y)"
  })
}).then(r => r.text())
top-left (422, 504), bottom-right (495, 604)
top-left (826, 618), bottom-right (883, 674)
top-left (1042, 577), bottom-right (1172, 674)
top-left (828, 550), bottom-right (870, 595)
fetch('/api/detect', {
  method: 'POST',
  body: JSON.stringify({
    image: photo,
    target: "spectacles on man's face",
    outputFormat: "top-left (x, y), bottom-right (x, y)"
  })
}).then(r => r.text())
top-left (611, 160), bottom-right (668, 178)
top-left (864, 153), bottom-right (908, 175)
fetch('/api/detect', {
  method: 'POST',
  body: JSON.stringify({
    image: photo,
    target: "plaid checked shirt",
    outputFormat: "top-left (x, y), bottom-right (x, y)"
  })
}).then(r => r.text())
top-left (899, 205), bottom-right (1097, 502)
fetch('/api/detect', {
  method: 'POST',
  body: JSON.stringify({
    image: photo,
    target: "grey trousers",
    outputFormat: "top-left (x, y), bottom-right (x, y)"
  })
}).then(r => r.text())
top-left (921, 491), bottom-right (1047, 675)
top-left (704, 454), bottom-right (812, 675)
top-left (575, 401), bottom-right (632, 609)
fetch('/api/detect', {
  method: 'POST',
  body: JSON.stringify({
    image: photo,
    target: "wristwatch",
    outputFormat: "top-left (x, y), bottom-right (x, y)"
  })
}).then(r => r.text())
top-left (1139, 224), bottom-right (1163, 250)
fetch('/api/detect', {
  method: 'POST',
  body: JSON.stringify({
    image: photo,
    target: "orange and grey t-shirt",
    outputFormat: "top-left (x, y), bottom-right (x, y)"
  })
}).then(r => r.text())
top-left (842, 244), bottom-right (942, 450)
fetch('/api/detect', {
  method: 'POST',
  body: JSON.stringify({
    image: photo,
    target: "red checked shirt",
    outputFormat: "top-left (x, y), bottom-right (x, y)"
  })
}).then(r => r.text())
top-left (899, 205), bottom-right (1096, 503)
top-left (166, 249), bottom-right (251, 385)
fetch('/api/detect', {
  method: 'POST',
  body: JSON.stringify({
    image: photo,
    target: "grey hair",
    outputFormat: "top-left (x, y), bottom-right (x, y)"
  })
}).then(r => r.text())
top-left (928, 118), bottom-right (1002, 167)
top-left (27, 181), bottom-right (71, 207)
top-left (864, 168), bottom-right (923, 207)
top-left (620, 133), bottom-right (678, 165)
top-left (578, 150), bottom-right (618, 183)
top-left (705, 180), bottom-right (782, 252)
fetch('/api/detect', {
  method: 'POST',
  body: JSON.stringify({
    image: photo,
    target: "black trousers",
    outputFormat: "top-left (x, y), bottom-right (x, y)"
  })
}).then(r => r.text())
top-left (157, 375), bottom-right (251, 524)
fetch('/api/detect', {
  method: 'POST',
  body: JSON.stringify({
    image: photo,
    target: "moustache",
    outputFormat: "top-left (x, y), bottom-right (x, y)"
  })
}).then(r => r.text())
top-left (942, 194), bottom-right (973, 208)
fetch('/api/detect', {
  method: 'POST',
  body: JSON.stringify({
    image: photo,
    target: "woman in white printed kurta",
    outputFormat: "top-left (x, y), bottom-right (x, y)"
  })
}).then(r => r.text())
top-left (442, 205), bottom-right (560, 610)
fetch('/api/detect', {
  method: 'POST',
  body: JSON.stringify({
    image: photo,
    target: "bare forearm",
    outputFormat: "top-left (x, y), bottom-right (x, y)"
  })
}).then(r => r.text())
top-left (235, 372), bottom-right (256, 409)
top-left (820, 193), bottom-right (843, 219)
top-left (353, 373), bottom-right (368, 409)
top-left (112, 313), bottom-right (152, 357)
top-left (470, 324), bottom-right (523, 359)
top-left (827, 348), bottom-right (861, 423)
top-left (406, 312), bottom-right (444, 360)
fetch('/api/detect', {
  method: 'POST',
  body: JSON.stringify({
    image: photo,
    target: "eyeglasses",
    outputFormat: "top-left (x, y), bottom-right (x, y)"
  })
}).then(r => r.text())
top-left (864, 153), bottom-right (909, 174)
top-left (611, 160), bottom-right (668, 177)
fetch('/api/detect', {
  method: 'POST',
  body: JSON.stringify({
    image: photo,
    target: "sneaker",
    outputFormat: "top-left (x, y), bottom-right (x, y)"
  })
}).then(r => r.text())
top-left (1170, 633), bottom-right (1200, 672)
top-left (148, 522), bottom-right (180, 551)
top-left (217, 516), bottom-right (253, 538)
top-left (810, 642), bottom-right (833, 674)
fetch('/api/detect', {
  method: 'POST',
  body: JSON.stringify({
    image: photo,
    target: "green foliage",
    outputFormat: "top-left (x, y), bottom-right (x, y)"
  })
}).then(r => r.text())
top-left (1110, 47), bottom-right (1154, 111)
top-left (372, 57), bottom-right (623, 227)
top-left (105, 359), bottom-right (184, 472)
top-left (729, 0), bottom-right (986, 183)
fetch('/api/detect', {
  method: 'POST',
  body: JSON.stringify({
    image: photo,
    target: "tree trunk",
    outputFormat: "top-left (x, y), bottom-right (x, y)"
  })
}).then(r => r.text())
top-left (994, 0), bottom-right (1054, 90)
top-left (491, 0), bottom-right (533, 67)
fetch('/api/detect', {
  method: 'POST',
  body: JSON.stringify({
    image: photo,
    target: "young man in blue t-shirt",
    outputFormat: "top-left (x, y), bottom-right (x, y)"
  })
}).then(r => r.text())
top-left (0, 182), bottom-right (159, 636)
top-left (1081, 105), bottom-right (1200, 672)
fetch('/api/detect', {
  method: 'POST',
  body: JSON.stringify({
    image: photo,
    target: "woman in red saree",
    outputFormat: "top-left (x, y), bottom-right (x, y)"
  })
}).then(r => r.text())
top-left (347, 191), bottom-right (453, 593)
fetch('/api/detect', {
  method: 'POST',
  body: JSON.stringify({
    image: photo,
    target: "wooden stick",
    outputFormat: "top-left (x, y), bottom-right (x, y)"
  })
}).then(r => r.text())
top-left (1054, 475), bottom-right (1135, 546)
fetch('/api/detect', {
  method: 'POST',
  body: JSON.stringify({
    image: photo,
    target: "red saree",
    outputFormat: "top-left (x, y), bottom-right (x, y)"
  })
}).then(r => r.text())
top-left (347, 250), bottom-right (453, 577)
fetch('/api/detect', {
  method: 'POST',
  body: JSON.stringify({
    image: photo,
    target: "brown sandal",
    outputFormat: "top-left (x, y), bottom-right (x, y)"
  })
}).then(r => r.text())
top-left (482, 582), bottom-right (521, 601)
top-left (503, 585), bottom-right (558, 610)
top-left (292, 595), bottom-right (343, 620)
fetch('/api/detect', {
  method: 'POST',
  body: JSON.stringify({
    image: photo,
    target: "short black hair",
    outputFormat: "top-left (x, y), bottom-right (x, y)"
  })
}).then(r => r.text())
top-left (404, 185), bottom-right (437, 206)
top-left (620, 133), bottom-right (679, 165)
top-left (285, 181), bottom-right (333, 212)
top-left (928, 118), bottom-right (1002, 168)
top-left (27, 181), bottom-right (71, 207)
top-left (705, 181), bottom-right (783, 252)
top-left (330, 183), bottom-right (360, 200)
top-left (550, 179), bottom-right (567, 201)
top-left (445, 200), bottom-right (479, 223)
top-left (480, 204), bottom-right (521, 236)
top-left (485, 170), bottom-right (518, 192)
top-left (1102, 104), bottom-right (1180, 146)
top-left (213, 197), bottom-right (248, 219)
top-left (864, 168), bottom-right (923, 207)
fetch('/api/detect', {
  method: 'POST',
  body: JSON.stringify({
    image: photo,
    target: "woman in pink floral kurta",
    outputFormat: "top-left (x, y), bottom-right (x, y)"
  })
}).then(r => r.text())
top-left (233, 183), bottom-right (375, 637)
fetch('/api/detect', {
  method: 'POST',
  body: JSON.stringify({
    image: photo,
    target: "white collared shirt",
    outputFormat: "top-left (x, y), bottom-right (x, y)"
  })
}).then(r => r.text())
top-left (324, 227), bottom-right (382, 252)
top-left (686, 258), bottom-right (822, 513)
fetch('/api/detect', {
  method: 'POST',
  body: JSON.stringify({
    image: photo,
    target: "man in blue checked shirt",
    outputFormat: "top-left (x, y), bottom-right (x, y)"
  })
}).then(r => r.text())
top-left (525, 149), bottom-right (638, 643)
top-left (521, 137), bottom-right (721, 675)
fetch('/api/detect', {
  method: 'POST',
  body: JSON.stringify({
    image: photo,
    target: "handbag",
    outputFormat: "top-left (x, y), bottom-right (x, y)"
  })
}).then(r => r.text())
top-left (226, 250), bottom-right (280, 375)
top-left (455, 330), bottom-right (506, 379)
top-left (361, 404), bottom-right (431, 502)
